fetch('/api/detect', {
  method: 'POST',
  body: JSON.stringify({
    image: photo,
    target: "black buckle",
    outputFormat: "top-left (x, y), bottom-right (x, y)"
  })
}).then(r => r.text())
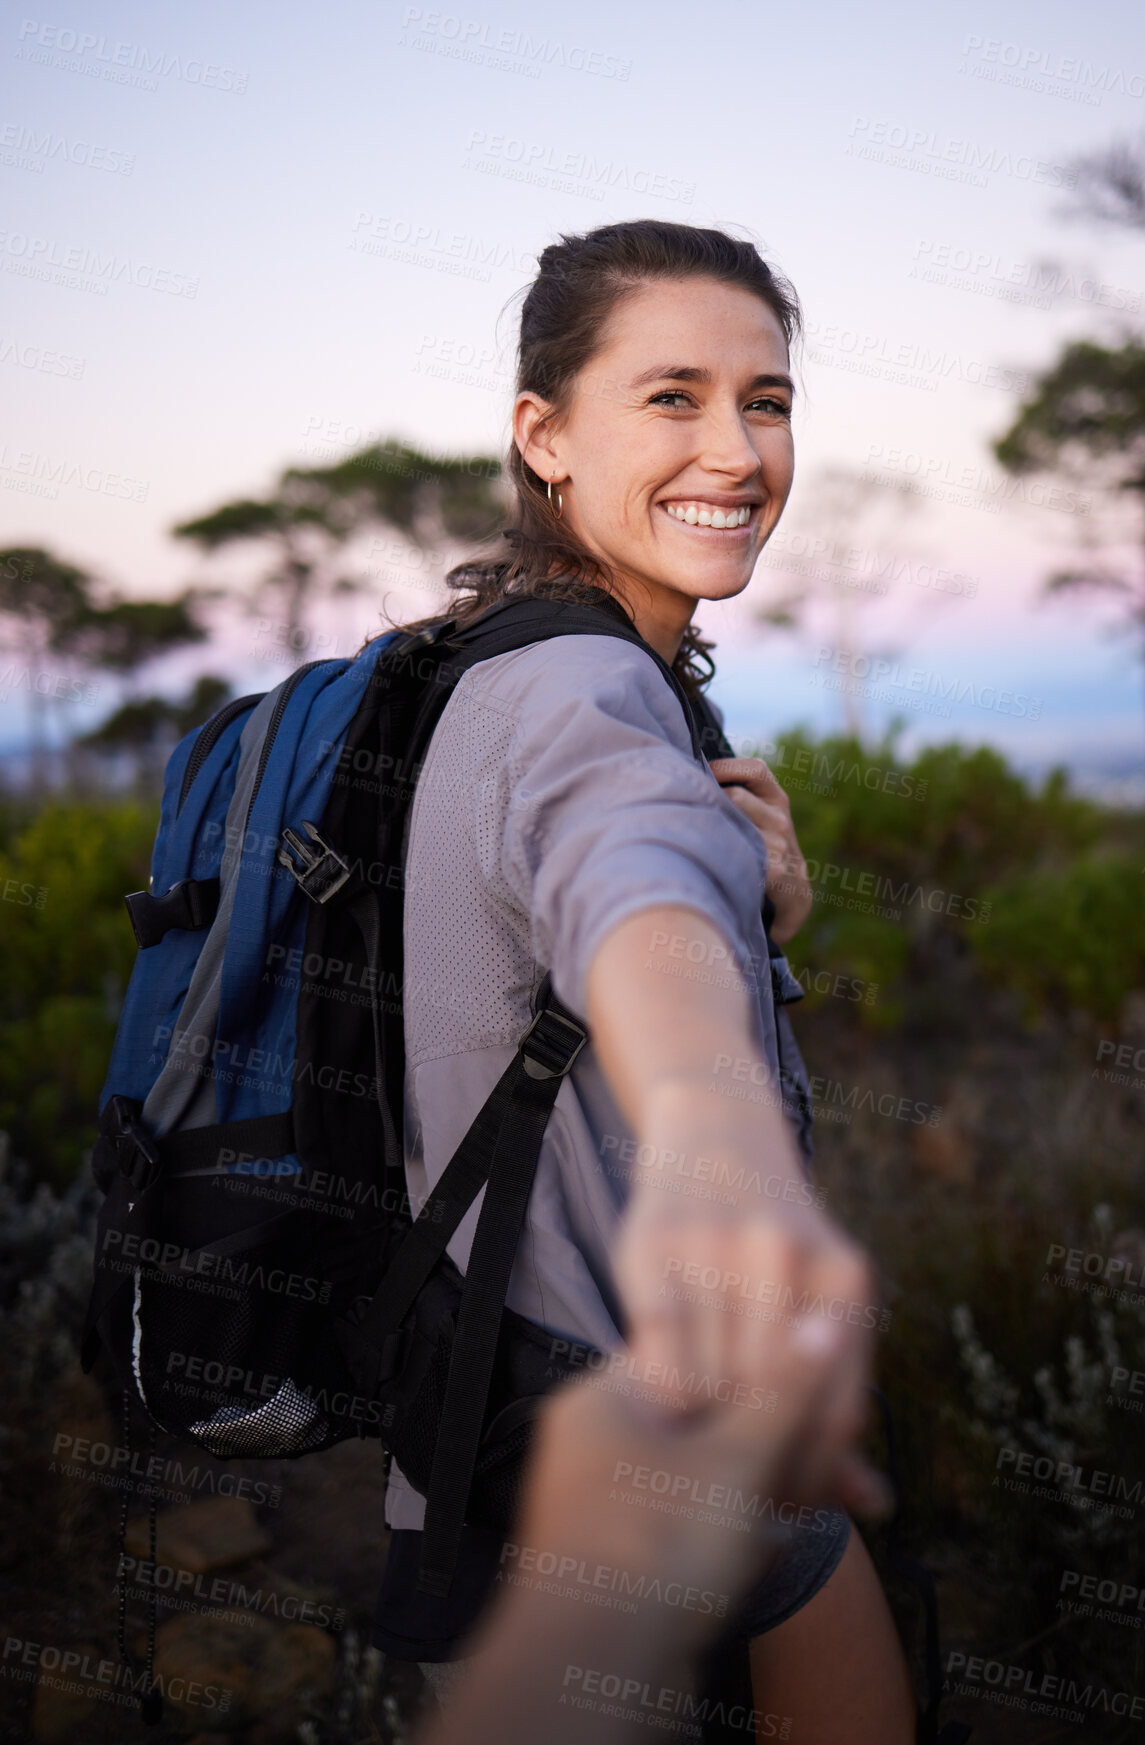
top-left (519, 1007), bottom-right (588, 1080)
top-left (770, 953), bottom-right (806, 1007)
top-left (124, 877), bottom-right (220, 949)
top-left (100, 1095), bottom-right (162, 1192)
top-left (277, 821), bottom-right (352, 903)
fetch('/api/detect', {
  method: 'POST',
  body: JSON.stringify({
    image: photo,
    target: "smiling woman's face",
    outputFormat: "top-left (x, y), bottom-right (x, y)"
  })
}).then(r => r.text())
top-left (514, 275), bottom-right (795, 657)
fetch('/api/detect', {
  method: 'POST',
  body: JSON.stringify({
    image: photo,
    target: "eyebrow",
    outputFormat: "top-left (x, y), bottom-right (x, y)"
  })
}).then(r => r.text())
top-left (629, 364), bottom-right (796, 397)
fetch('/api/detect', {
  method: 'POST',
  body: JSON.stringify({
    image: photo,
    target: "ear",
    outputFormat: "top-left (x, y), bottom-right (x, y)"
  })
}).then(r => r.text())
top-left (513, 392), bottom-right (566, 484)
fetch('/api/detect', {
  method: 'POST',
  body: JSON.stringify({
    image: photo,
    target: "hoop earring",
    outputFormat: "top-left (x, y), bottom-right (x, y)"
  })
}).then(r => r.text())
top-left (547, 476), bottom-right (564, 521)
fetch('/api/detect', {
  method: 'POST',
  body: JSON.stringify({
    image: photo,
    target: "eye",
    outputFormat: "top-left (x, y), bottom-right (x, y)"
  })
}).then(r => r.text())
top-left (647, 389), bottom-right (793, 418)
top-left (747, 396), bottom-right (793, 419)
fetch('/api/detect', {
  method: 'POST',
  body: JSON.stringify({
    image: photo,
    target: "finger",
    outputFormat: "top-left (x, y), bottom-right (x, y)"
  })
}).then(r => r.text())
top-left (612, 1234), bottom-right (698, 1416)
top-left (777, 1296), bottom-right (876, 1501)
top-left (719, 786), bottom-right (785, 843)
top-left (709, 758), bottom-right (790, 808)
top-left (691, 1238), bottom-right (748, 1409)
top-left (828, 1449), bottom-right (896, 1522)
top-left (672, 1306), bottom-right (857, 1510)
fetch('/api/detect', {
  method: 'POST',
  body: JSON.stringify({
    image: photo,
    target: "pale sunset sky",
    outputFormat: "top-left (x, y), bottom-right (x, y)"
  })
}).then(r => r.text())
top-left (2, 0), bottom-right (1143, 790)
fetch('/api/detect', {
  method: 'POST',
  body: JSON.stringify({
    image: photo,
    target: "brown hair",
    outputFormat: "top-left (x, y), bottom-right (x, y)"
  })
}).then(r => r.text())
top-left (398, 219), bottom-right (801, 699)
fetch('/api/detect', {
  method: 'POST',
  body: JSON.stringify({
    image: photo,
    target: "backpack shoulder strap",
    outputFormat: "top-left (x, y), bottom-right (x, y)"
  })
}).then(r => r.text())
top-left (431, 591), bottom-right (709, 764)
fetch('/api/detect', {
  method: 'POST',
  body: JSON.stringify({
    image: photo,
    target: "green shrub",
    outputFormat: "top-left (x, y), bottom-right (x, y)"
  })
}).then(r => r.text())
top-left (743, 730), bottom-right (1142, 1025)
top-left (0, 799), bottom-right (156, 1183)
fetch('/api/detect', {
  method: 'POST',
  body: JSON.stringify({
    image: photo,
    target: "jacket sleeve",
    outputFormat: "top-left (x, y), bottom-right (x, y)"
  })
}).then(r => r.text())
top-left (490, 636), bottom-right (774, 1026)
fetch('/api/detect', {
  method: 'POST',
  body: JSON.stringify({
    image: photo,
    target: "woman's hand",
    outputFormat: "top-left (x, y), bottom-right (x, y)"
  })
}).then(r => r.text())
top-left (707, 757), bottom-right (813, 946)
top-left (511, 1309), bottom-right (889, 1618)
top-left (611, 1092), bottom-right (886, 1525)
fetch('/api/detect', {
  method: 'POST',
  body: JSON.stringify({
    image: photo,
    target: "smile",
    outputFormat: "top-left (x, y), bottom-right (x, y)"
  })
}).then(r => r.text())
top-left (660, 501), bottom-right (754, 528)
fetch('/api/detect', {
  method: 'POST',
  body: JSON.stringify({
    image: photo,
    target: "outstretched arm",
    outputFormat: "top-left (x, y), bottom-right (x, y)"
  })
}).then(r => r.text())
top-left (585, 902), bottom-right (881, 1516)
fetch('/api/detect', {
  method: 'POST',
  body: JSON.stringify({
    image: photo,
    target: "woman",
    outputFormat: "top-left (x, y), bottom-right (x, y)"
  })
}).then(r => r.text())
top-left (371, 220), bottom-right (916, 1743)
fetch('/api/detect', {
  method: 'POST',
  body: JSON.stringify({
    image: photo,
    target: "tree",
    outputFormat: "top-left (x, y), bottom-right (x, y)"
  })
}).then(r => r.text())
top-left (751, 466), bottom-right (923, 737)
top-left (993, 341), bottom-right (1145, 740)
top-left (0, 547), bottom-right (93, 782)
top-left (0, 548), bottom-right (207, 678)
top-left (0, 545), bottom-right (93, 659)
top-left (67, 596), bottom-right (207, 680)
top-left (1062, 130), bottom-right (1145, 232)
top-left (993, 128), bottom-right (1145, 751)
top-left (79, 675), bottom-right (231, 791)
top-left (0, 546), bottom-right (209, 786)
top-left (173, 439), bottom-right (505, 647)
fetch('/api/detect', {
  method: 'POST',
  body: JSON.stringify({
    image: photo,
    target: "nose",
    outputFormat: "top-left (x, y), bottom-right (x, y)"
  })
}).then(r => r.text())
top-left (697, 401), bottom-right (767, 483)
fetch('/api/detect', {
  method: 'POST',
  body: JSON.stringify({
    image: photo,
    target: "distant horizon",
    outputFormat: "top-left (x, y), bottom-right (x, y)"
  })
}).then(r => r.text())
top-left (2, 573), bottom-right (1139, 803)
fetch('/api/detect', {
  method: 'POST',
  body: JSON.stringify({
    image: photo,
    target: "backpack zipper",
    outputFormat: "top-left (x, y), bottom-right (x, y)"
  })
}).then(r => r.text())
top-left (178, 693), bottom-right (266, 815)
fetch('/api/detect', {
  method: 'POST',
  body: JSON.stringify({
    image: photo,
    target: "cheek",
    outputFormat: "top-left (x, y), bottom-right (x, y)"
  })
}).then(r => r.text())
top-left (754, 440), bottom-right (794, 532)
top-left (578, 443), bottom-right (647, 527)
top-left (764, 432), bottom-right (795, 494)
top-left (603, 478), bottom-right (659, 537)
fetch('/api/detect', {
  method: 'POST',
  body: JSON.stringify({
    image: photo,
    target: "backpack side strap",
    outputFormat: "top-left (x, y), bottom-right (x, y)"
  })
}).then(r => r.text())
top-left (416, 972), bottom-right (588, 1597)
top-left (337, 972), bottom-right (588, 1597)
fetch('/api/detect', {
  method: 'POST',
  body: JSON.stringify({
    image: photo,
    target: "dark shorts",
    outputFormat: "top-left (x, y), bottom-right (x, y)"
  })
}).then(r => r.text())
top-left (372, 1505), bottom-right (851, 1715)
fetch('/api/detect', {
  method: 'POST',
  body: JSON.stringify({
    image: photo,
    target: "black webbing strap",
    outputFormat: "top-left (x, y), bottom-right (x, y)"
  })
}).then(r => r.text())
top-left (428, 594), bottom-right (708, 766)
top-left (351, 1052), bottom-right (539, 1354)
top-left (329, 952), bottom-right (585, 1598)
top-left (415, 1010), bottom-right (579, 1596)
top-left (348, 978), bottom-right (586, 1373)
top-left (95, 1097), bottom-right (296, 1190)
top-left (155, 1110), bottom-right (296, 1174)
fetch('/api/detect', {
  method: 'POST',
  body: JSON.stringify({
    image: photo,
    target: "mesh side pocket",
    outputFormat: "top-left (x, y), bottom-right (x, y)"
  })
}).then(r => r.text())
top-left (133, 1202), bottom-right (349, 1457)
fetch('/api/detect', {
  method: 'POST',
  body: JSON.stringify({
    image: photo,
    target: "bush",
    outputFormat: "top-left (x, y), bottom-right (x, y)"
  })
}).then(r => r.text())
top-left (746, 729), bottom-right (1144, 1026)
top-left (0, 799), bottom-right (156, 1184)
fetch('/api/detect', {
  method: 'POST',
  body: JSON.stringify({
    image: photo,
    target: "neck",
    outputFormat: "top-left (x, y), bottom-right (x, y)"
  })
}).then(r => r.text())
top-left (541, 568), bottom-right (693, 666)
top-left (608, 580), bottom-right (694, 666)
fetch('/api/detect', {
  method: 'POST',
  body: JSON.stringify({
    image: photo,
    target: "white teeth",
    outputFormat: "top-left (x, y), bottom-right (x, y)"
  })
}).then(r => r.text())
top-left (666, 503), bottom-right (751, 527)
